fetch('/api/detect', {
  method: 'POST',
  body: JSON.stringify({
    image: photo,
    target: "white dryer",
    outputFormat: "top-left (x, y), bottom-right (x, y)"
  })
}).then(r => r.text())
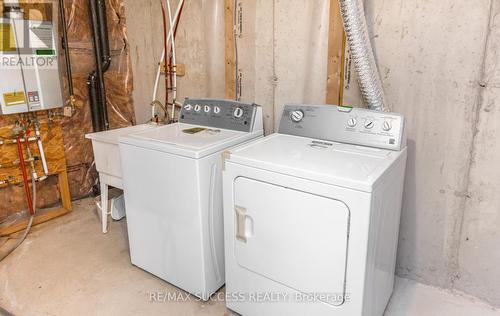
top-left (119, 98), bottom-right (263, 300)
top-left (223, 104), bottom-right (407, 316)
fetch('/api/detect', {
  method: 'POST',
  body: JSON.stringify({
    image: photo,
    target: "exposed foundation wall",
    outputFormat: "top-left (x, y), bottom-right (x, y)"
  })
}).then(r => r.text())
top-left (365, 0), bottom-right (500, 306)
top-left (124, 0), bottom-right (500, 307)
top-left (124, 0), bottom-right (226, 124)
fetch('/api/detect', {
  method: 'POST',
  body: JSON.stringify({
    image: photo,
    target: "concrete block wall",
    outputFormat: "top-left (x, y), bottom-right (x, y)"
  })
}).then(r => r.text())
top-left (124, 0), bottom-right (500, 307)
top-left (365, 0), bottom-right (500, 306)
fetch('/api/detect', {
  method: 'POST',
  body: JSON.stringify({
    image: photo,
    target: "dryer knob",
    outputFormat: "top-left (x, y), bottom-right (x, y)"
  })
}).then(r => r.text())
top-left (291, 110), bottom-right (304, 123)
top-left (204, 105), bottom-right (211, 113)
top-left (214, 106), bottom-right (221, 114)
top-left (382, 120), bottom-right (392, 131)
top-left (194, 104), bottom-right (201, 112)
top-left (184, 104), bottom-right (193, 111)
top-left (233, 107), bottom-right (244, 118)
top-left (364, 119), bottom-right (374, 129)
top-left (347, 118), bottom-right (357, 128)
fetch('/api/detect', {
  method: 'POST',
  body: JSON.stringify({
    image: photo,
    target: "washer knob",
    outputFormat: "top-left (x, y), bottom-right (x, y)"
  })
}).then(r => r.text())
top-left (194, 104), bottom-right (201, 112)
top-left (204, 105), bottom-right (211, 113)
top-left (347, 118), bottom-right (357, 128)
top-left (184, 104), bottom-right (193, 111)
top-left (382, 120), bottom-right (392, 131)
top-left (291, 110), bottom-right (304, 123)
top-left (233, 107), bottom-right (244, 118)
top-left (213, 106), bottom-right (221, 114)
top-left (364, 119), bottom-right (374, 129)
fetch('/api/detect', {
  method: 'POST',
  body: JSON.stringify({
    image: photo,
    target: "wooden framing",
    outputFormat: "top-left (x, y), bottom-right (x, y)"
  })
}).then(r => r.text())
top-left (224, 0), bottom-right (237, 100)
top-left (0, 121), bottom-right (72, 236)
top-left (0, 1), bottom-right (72, 235)
top-left (224, 0), bottom-right (346, 105)
top-left (326, 0), bottom-right (346, 106)
top-left (0, 171), bottom-right (72, 236)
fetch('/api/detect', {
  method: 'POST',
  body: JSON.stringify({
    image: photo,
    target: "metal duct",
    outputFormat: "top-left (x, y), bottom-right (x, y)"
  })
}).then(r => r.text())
top-left (338, 0), bottom-right (387, 111)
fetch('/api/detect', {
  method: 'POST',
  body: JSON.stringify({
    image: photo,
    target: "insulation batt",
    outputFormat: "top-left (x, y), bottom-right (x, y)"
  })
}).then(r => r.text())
top-left (0, 0), bottom-right (135, 221)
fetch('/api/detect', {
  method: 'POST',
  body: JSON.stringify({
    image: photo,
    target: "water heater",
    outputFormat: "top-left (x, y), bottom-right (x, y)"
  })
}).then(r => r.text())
top-left (0, 17), bottom-right (63, 115)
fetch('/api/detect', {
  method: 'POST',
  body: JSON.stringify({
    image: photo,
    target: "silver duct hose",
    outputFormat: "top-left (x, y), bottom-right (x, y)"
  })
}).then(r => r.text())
top-left (339, 0), bottom-right (388, 112)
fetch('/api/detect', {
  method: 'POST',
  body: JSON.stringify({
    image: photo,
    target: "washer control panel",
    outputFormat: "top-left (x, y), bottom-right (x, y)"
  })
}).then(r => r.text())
top-left (279, 104), bottom-right (406, 151)
top-left (179, 98), bottom-right (259, 132)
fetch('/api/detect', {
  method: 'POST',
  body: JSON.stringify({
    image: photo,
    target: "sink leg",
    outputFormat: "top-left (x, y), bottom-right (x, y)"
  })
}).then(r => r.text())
top-left (100, 176), bottom-right (109, 234)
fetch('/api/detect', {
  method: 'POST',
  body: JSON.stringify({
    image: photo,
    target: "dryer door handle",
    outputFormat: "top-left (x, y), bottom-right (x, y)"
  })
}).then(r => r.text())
top-left (235, 206), bottom-right (247, 243)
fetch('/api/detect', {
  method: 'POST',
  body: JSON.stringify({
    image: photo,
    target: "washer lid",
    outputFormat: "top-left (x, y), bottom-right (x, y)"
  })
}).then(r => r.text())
top-left (119, 123), bottom-right (260, 159)
top-left (227, 133), bottom-right (406, 192)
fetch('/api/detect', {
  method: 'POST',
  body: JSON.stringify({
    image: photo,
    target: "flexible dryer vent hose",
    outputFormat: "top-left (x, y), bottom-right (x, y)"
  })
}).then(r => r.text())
top-left (338, 0), bottom-right (388, 112)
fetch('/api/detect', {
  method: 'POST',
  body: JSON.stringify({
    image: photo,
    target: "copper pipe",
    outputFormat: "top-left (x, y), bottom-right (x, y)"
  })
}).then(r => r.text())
top-left (1, 136), bottom-right (38, 144)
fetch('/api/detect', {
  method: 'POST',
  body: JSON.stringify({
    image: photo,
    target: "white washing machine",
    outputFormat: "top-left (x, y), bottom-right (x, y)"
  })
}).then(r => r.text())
top-left (119, 98), bottom-right (263, 300)
top-left (222, 104), bottom-right (407, 316)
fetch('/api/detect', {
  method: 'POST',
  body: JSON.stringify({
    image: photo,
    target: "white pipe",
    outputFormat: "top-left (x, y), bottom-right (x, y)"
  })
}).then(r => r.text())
top-left (151, 0), bottom-right (184, 119)
top-left (152, 49), bottom-right (165, 111)
top-left (37, 139), bottom-right (49, 175)
top-left (34, 124), bottom-right (49, 176)
top-left (166, 0), bottom-right (177, 121)
top-left (201, 0), bottom-right (225, 98)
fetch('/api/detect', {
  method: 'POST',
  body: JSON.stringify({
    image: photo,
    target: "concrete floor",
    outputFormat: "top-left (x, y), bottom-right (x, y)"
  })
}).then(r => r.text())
top-left (0, 198), bottom-right (499, 316)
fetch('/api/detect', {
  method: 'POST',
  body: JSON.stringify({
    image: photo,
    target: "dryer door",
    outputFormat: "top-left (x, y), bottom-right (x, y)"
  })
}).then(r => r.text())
top-left (233, 177), bottom-right (350, 306)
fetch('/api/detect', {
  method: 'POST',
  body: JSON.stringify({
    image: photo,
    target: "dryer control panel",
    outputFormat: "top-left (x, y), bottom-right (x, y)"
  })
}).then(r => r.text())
top-left (179, 98), bottom-right (260, 132)
top-left (279, 104), bottom-right (406, 151)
